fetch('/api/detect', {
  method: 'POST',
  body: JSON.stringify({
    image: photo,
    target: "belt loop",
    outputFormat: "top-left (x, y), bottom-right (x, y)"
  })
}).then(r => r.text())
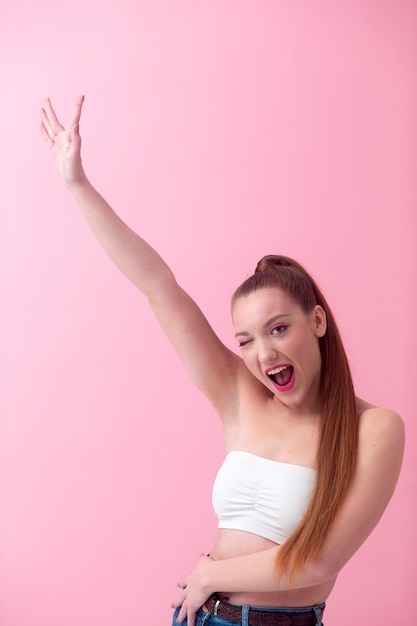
top-left (313, 604), bottom-right (323, 625)
top-left (241, 604), bottom-right (249, 626)
top-left (201, 611), bottom-right (211, 625)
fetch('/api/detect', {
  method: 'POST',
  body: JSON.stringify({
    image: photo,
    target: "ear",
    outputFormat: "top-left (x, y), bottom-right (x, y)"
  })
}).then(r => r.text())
top-left (312, 305), bottom-right (327, 337)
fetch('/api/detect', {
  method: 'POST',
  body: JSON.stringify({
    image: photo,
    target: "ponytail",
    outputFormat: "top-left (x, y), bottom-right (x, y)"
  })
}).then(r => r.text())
top-left (233, 255), bottom-right (358, 582)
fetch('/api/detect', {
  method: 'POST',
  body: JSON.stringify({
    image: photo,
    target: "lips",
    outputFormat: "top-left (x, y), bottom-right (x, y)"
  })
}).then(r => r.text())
top-left (266, 364), bottom-right (295, 391)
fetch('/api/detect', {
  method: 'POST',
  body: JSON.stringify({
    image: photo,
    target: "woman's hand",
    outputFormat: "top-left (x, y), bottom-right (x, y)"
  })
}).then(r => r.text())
top-left (171, 554), bottom-right (214, 626)
top-left (40, 96), bottom-right (87, 189)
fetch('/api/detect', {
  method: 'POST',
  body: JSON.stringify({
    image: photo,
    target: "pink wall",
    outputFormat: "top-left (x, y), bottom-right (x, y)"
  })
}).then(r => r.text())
top-left (1, 1), bottom-right (415, 624)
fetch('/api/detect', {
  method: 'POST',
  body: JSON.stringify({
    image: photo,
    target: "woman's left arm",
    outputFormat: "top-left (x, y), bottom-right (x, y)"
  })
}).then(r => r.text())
top-left (174, 408), bottom-right (404, 625)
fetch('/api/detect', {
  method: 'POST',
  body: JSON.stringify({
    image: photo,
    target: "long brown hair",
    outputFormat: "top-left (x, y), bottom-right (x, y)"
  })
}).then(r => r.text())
top-left (232, 255), bottom-right (358, 583)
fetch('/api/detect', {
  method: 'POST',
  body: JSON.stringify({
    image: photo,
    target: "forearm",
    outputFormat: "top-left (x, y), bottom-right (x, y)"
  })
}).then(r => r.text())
top-left (175, 548), bottom-right (331, 623)
top-left (68, 178), bottom-right (176, 300)
top-left (41, 97), bottom-right (177, 303)
top-left (202, 548), bottom-right (325, 595)
top-left (210, 548), bottom-right (279, 593)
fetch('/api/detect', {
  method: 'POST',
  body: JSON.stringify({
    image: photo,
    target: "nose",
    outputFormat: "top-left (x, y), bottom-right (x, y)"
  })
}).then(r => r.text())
top-left (258, 338), bottom-right (279, 364)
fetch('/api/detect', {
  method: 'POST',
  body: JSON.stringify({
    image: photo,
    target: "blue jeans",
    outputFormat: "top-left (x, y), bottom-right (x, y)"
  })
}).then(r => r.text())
top-left (171, 601), bottom-right (325, 625)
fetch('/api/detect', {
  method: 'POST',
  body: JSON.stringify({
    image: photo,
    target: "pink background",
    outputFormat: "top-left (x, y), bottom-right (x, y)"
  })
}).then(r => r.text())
top-left (1, 1), bottom-right (415, 625)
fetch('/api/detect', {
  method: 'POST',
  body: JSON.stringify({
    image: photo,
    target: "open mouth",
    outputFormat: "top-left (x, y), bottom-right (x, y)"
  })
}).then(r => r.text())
top-left (266, 365), bottom-right (294, 390)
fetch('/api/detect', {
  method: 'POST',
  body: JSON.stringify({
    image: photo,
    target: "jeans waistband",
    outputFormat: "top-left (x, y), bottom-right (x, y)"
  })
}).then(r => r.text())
top-left (204, 595), bottom-right (325, 626)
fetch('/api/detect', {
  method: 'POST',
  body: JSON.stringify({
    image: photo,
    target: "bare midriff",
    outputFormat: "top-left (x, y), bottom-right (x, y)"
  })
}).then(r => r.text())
top-left (209, 528), bottom-right (336, 608)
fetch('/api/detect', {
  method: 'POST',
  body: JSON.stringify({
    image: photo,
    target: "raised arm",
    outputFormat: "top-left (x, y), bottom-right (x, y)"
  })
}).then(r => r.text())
top-left (40, 97), bottom-right (241, 416)
top-left (174, 406), bottom-right (405, 624)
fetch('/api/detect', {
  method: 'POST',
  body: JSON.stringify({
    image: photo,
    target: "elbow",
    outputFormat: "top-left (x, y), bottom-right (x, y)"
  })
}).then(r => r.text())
top-left (311, 555), bottom-right (340, 585)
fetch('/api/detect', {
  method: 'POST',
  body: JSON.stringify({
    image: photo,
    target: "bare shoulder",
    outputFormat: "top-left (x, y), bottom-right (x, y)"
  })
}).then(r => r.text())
top-left (355, 397), bottom-right (405, 468)
top-left (356, 397), bottom-right (404, 435)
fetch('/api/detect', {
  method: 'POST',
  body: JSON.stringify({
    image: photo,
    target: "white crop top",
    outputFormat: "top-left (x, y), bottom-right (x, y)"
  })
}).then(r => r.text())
top-left (212, 450), bottom-right (316, 544)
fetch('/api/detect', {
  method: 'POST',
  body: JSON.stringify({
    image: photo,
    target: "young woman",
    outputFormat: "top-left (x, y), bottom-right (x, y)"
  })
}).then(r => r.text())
top-left (40, 96), bottom-right (404, 626)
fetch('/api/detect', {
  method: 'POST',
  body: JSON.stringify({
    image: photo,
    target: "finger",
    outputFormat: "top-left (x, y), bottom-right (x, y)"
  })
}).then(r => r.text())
top-left (70, 122), bottom-right (81, 149)
top-left (69, 94), bottom-right (84, 128)
top-left (42, 98), bottom-right (65, 134)
top-left (187, 606), bottom-right (196, 626)
top-left (43, 97), bottom-right (60, 124)
top-left (39, 121), bottom-right (55, 148)
top-left (40, 108), bottom-right (56, 142)
top-left (171, 587), bottom-right (186, 609)
top-left (177, 599), bottom-right (187, 624)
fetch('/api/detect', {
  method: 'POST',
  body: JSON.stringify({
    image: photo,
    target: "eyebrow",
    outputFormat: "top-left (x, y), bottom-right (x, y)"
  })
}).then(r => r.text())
top-left (234, 313), bottom-right (291, 337)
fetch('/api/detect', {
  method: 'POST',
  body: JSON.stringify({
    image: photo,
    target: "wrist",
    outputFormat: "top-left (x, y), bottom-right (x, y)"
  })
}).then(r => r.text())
top-left (67, 176), bottom-right (93, 198)
top-left (199, 556), bottom-right (218, 597)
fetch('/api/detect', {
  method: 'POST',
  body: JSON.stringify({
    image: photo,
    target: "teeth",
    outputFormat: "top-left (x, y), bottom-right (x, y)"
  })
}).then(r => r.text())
top-left (268, 365), bottom-right (290, 376)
